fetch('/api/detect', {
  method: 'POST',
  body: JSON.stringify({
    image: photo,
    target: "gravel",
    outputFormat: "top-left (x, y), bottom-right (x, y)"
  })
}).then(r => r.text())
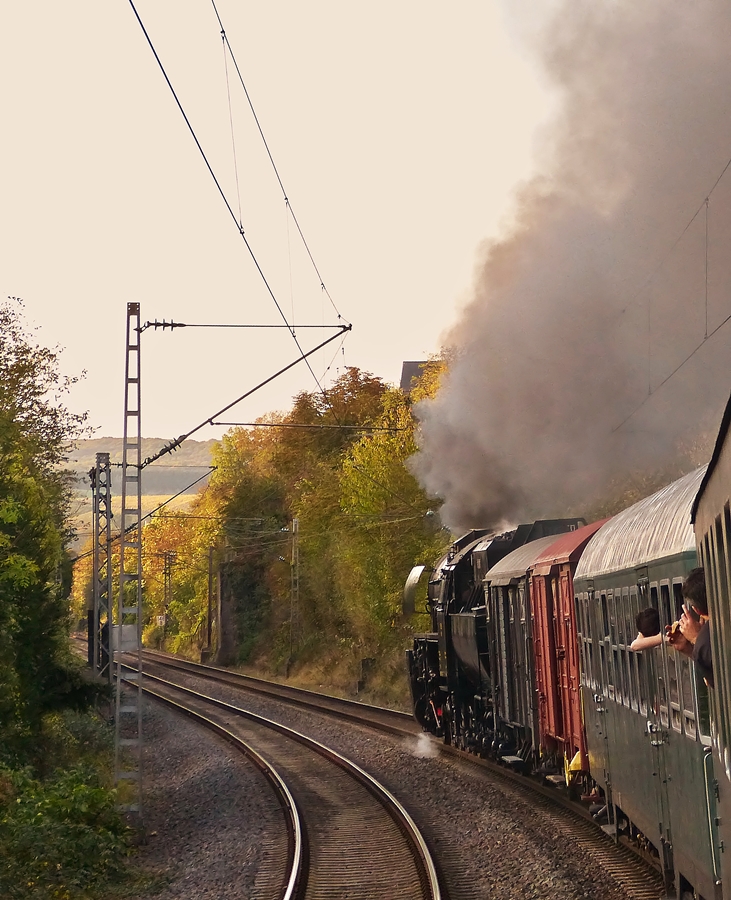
top-left (136, 668), bottom-right (645, 900)
top-left (132, 701), bottom-right (285, 899)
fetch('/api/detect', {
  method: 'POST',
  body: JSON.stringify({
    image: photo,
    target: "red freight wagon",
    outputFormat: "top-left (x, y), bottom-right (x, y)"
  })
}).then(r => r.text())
top-left (529, 520), bottom-right (608, 778)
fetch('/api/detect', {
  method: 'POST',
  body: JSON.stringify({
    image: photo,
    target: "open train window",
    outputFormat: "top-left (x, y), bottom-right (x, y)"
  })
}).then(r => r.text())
top-left (701, 532), bottom-right (723, 750)
top-left (713, 511), bottom-right (731, 762)
top-left (581, 594), bottom-right (596, 690)
top-left (601, 593), bottom-right (609, 638)
top-left (649, 584), bottom-right (658, 611)
top-left (668, 653), bottom-right (682, 732)
top-left (629, 586), bottom-right (641, 712)
top-left (672, 581), bottom-right (684, 620)
top-left (696, 670), bottom-right (711, 740)
top-left (620, 589), bottom-right (634, 709)
top-left (659, 582), bottom-right (673, 634)
top-left (608, 589), bottom-right (617, 646)
top-left (680, 657), bottom-right (697, 739)
top-left (637, 653), bottom-right (648, 715)
top-left (661, 584), bottom-right (682, 733)
top-left (600, 593), bottom-right (614, 700)
top-left (657, 667), bottom-right (670, 728)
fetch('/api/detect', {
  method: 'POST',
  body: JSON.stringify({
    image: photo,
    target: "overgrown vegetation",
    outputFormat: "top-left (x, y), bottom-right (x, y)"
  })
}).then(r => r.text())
top-left (0, 299), bottom-right (135, 898)
top-left (72, 363), bottom-right (450, 704)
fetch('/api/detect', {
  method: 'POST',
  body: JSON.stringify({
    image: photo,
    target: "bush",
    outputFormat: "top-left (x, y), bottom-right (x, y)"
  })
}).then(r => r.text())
top-left (0, 764), bottom-right (132, 899)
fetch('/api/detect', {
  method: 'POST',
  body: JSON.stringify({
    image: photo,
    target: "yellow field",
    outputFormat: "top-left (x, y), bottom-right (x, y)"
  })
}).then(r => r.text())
top-left (69, 492), bottom-right (196, 553)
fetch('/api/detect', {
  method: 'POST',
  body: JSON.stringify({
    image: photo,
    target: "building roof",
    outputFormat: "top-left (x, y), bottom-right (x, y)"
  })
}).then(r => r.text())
top-left (400, 361), bottom-right (429, 393)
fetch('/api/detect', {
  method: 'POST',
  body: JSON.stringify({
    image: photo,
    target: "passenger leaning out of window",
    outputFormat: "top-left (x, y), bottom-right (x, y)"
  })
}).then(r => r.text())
top-left (630, 607), bottom-right (663, 651)
top-left (666, 567), bottom-right (714, 689)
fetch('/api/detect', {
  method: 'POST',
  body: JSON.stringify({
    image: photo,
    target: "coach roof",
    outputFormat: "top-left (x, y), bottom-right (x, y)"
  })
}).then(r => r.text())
top-left (486, 534), bottom-right (563, 587)
top-left (574, 466), bottom-right (706, 581)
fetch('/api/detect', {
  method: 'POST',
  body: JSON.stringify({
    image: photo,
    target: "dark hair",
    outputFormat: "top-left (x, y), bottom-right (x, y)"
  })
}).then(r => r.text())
top-left (636, 607), bottom-right (660, 637)
top-left (682, 567), bottom-right (708, 616)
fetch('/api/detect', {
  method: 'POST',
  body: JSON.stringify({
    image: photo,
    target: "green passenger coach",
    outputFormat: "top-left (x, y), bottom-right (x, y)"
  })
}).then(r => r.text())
top-left (574, 466), bottom-right (721, 900)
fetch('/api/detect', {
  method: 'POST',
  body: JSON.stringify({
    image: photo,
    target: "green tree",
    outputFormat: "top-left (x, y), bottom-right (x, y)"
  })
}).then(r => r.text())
top-left (0, 299), bottom-right (89, 764)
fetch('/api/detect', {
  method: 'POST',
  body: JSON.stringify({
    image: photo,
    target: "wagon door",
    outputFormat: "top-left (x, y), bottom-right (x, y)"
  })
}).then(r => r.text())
top-left (532, 573), bottom-right (561, 751)
top-left (557, 565), bottom-right (584, 764)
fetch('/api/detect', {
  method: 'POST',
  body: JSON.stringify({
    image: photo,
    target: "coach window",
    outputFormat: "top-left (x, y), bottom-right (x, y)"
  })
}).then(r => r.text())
top-left (662, 583), bottom-right (682, 733)
top-left (576, 595), bottom-right (589, 688)
top-left (651, 585), bottom-right (670, 728)
top-left (629, 586), bottom-right (642, 712)
top-left (614, 588), bottom-right (626, 706)
top-left (626, 588), bottom-right (635, 707)
top-left (679, 657), bottom-right (697, 738)
top-left (615, 589), bottom-right (626, 706)
top-left (583, 594), bottom-right (597, 690)
top-left (620, 588), bottom-right (634, 709)
top-left (609, 589), bottom-right (625, 704)
top-left (600, 593), bottom-right (614, 700)
top-left (711, 512), bottom-right (731, 762)
top-left (627, 588), bottom-right (638, 710)
top-left (672, 581), bottom-right (684, 620)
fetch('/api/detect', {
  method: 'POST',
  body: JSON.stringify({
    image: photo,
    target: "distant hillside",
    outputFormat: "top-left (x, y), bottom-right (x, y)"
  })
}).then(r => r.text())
top-left (68, 437), bottom-right (217, 496)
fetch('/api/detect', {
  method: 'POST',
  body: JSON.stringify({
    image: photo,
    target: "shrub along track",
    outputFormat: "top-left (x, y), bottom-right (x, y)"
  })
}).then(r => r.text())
top-left (136, 650), bottom-right (665, 900)
top-left (123, 663), bottom-right (442, 900)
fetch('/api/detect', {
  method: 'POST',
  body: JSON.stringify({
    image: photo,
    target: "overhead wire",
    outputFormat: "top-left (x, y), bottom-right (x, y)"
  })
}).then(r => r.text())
top-left (70, 468), bottom-right (216, 564)
top-left (125, 1), bottom-right (432, 517)
top-left (139, 325), bottom-right (350, 467)
top-left (125, 0), bottom-right (346, 414)
top-left (615, 149), bottom-right (731, 431)
top-left (209, 0), bottom-right (346, 325)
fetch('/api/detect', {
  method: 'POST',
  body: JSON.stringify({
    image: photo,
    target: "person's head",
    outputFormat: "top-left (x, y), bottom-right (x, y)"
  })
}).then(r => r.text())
top-left (682, 567), bottom-right (708, 616)
top-left (636, 607), bottom-right (660, 637)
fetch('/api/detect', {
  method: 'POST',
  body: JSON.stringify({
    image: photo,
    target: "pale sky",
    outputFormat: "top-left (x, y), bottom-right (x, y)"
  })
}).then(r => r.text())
top-left (1, 2), bottom-right (551, 440)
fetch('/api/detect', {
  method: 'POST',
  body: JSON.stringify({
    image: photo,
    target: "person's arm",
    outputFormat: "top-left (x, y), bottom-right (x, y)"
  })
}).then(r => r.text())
top-left (630, 632), bottom-right (663, 651)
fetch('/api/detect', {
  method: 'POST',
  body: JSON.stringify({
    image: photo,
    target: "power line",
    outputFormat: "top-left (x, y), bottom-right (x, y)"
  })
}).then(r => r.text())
top-left (139, 325), bottom-right (350, 468)
top-left (615, 148), bottom-right (731, 431)
top-left (124, 4), bottom-right (425, 516)
top-left (212, 421), bottom-right (405, 431)
top-left (613, 307), bottom-right (731, 432)
top-left (125, 0), bottom-right (347, 408)
top-left (70, 468), bottom-right (216, 564)
top-left (209, 0), bottom-right (347, 325)
top-left (139, 319), bottom-right (342, 332)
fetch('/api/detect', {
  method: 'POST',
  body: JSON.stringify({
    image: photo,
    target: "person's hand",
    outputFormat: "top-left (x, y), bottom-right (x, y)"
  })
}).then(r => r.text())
top-left (679, 611), bottom-right (702, 645)
top-left (666, 622), bottom-right (693, 657)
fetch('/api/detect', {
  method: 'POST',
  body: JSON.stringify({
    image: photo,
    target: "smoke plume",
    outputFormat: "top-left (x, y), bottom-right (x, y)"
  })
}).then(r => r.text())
top-left (412, 1), bottom-right (731, 532)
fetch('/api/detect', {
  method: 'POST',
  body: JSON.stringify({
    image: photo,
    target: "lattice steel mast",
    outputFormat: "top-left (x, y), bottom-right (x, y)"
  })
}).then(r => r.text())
top-left (115, 302), bottom-right (143, 814)
top-left (90, 452), bottom-right (113, 682)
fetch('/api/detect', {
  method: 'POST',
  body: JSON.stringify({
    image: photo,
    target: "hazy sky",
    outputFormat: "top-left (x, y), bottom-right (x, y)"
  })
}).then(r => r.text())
top-left (0, 2), bottom-right (550, 441)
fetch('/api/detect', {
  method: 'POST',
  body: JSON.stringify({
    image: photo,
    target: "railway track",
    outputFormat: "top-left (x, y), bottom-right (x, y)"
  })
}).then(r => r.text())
top-left (122, 663), bottom-right (442, 900)
top-left (135, 649), bottom-right (665, 900)
top-left (75, 638), bottom-right (663, 897)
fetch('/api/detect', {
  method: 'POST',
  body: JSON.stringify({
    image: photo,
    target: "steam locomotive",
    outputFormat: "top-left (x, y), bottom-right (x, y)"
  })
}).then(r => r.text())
top-left (406, 414), bottom-right (731, 899)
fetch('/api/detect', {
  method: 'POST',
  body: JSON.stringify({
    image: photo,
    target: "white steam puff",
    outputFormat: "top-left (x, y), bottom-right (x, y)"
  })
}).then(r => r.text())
top-left (409, 733), bottom-right (440, 759)
top-left (412, 1), bottom-right (731, 532)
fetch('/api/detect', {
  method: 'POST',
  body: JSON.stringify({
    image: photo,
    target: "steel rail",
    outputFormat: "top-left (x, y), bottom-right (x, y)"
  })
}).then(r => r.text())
top-left (123, 665), bottom-right (442, 900)
top-left (139, 648), bottom-right (416, 734)
top-left (122, 671), bottom-right (304, 900)
top-left (137, 650), bottom-right (662, 899)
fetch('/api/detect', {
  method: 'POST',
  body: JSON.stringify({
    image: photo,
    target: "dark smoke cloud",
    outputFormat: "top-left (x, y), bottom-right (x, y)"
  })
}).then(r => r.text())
top-left (412, 1), bottom-right (731, 532)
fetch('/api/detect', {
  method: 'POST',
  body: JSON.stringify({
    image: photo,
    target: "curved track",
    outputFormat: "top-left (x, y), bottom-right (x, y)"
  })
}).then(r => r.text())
top-left (125, 664), bottom-right (442, 900)
top-left (137, 650), bottom-right (664, 900)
